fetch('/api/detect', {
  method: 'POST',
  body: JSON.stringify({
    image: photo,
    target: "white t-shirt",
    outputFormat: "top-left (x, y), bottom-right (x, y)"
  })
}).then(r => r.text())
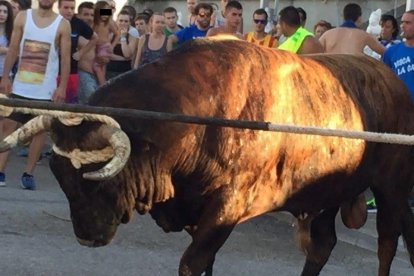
top-left (13, 10), bottom-right (63, 100)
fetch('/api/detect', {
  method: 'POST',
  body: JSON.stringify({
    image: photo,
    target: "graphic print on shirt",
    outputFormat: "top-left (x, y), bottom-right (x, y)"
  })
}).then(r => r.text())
top-left (16, 39), bottom-right (50, 84)
top-left (393, 56), bottom-right (413, 75)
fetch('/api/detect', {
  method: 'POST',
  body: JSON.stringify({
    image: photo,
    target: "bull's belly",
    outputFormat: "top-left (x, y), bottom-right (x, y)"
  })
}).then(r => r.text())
top-left (235, 137), bottom-right (366, 223)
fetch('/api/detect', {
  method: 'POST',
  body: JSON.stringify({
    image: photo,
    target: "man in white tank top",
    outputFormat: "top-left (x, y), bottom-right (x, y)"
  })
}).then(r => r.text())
top-left (0, 0), bottom-right (71, 190)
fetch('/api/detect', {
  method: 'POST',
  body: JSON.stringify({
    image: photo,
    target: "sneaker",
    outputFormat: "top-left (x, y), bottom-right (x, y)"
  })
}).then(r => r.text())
top-left (366, 198), bottom-right (377, 213)
top-left (21, 172), bottom-right (36, 190)
top-left (0, 172), bottom-right (5, 187)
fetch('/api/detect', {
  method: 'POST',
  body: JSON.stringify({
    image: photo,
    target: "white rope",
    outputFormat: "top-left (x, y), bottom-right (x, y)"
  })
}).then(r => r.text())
top-left (52, 145), bottom-right (114, 169)
top-left (266, 124), bottom-right (414, 145)
top-left (1, 94), bottom-right (414, 145)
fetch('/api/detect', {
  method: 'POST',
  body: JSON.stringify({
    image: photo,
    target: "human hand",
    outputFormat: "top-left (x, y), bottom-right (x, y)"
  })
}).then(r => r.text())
top-left (0, 77), bottom-right (12, 95)
top-left (72, 51), bottom-right (81, 61)
top-left (120, 28), bottom-right (128, 37)
top-left (96, 56), bottom-right (110, 65)
top-left (52, 86), bottom-right (66, 103)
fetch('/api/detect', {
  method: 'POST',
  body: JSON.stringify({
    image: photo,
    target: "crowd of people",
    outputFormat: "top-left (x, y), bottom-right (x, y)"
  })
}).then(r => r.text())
top-left (0, 0), bottom-right (412, 205)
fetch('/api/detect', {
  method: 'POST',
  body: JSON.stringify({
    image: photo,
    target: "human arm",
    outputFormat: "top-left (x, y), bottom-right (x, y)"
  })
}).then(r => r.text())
top-left (110, 20), bottom-right (120, 49)
top-left (72, 20), bottom-right (97, 61)
top-left (118, 29), bottom-right (136, 59)
top-left (73, 32), bottom-right (97, 61)
top-left (206, 28), bottom-right (217, 37)
top-left (0, 46), bottom-right (8, 55)
top-left (0, 11), bottom-right (25, 94)
top-left (210, 11), bottom-right (216, 27)
top-left (54, 19), bottom-right (71, 103)
top-left (366, 34), bottom-right (385, 56)
top-left (133, 36), bottom-right (145, 69)
top-left (167, 34), bottom-right (178, 52)
top-left (318, 33), bottom-right (327, 52)
top-left (298, 36), bottom-right (324, 54)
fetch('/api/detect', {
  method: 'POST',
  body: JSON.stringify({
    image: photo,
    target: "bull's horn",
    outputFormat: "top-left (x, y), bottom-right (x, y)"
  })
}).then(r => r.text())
top-left (82, 125), bottom-right (131, 180)
top-left (0, 115), bottom-right (52, 152)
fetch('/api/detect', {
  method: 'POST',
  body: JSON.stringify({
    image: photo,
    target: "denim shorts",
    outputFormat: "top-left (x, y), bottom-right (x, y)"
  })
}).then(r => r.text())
top-left (78, 70), bottom-right (98, 104)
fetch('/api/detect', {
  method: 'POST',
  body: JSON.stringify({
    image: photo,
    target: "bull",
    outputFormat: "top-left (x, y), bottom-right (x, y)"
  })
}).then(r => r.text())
top-left (2, 38), bottom-right (414, 276)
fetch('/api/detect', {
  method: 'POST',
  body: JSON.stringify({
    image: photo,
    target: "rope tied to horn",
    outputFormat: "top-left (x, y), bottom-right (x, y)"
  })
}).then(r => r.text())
top-left (52, 145), bottom-right (114, 169)
top-left (0, 94), bottom-right (131, 180)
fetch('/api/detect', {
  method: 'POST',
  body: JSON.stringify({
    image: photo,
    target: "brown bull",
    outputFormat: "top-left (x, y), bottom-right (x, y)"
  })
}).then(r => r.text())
top-left (4, 38), bottom-right (414, 275)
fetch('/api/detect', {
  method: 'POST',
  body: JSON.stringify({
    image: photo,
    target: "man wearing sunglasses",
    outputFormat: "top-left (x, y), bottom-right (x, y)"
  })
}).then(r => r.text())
top-left (277, 6), bottom-right (323, 54)
top-left (206, 0), bottom-right (242, 38)
top-left (244, 8), bottom-right (277, 48)
top-left (167, 3), bottom-right (213, 49)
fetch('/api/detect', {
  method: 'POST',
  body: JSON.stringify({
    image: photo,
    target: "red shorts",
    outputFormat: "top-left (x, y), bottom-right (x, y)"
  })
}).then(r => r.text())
top-left (57, 73), bottom-right (79, 103)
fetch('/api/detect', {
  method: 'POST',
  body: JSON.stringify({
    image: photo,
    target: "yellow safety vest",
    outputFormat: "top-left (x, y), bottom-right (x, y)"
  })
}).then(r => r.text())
top-left (278, 27), bottom-right (314, 53)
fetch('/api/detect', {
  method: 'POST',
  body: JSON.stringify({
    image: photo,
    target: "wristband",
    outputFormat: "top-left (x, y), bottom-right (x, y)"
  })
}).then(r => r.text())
top-left (120, 37), bottom-right (127, 42)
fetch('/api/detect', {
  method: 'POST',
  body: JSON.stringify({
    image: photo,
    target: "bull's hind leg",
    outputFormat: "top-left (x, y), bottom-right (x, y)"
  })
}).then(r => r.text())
top-left (299, 207), bottom-right (339, 276)
top-left (372, 188), bottom-right (403, 276)
top-left (401, 203), bottom-right (414, 267)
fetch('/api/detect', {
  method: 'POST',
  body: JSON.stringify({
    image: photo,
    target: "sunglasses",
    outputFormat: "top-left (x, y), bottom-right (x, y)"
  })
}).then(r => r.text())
top-left (198, 13), bottom-right (211, 18)
top-left (254, 19), bottom-right (267, 25)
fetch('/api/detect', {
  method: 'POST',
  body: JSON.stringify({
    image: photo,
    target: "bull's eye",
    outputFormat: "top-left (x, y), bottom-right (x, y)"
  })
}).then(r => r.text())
top-left (142, 143), bottom-right (150, 152)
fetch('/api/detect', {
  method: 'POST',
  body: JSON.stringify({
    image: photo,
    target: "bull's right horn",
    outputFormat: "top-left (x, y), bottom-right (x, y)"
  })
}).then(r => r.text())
top-left (0, 115), bottom-right (52, 152)
top-left (82, 125), bottom-right (131, 180)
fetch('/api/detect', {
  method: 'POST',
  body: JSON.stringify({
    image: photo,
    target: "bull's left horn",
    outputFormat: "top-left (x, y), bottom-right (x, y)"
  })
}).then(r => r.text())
top-left (82, 126), bottom-right (131, 180)
top-left (0, 115), bottom-right (52, 152)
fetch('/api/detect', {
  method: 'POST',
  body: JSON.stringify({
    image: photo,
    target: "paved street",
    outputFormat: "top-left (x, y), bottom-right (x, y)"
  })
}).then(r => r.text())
top-left (0, 149), bottom-right (413, 275)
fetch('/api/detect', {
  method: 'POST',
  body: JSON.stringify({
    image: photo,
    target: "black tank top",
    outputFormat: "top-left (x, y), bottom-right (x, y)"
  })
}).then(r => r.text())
top-left (139, 34), bottom-right (168, 66)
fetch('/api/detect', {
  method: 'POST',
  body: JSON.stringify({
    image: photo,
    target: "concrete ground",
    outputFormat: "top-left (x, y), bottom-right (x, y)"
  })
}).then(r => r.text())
top-left (0, 149), bottom-right (413, 276)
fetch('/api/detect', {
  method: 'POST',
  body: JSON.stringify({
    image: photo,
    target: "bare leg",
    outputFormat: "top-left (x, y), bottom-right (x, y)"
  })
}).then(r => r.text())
top-left (24, 131), bottom-right (47, 174)
top-left (94, 65), bottom-right (106, 87)
top-left (0, 118), bottom-right (18, 171)
top-left (299, 207), bottom-right (339, 276)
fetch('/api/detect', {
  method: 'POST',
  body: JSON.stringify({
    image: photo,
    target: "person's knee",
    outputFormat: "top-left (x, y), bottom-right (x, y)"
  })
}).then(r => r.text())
top-left (1, 119), bottom-right (18, 137)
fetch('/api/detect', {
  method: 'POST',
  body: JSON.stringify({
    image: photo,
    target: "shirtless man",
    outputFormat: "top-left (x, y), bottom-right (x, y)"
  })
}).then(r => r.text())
top-left (76, 1), bottom-right (100, 104)
top-left (206, 0), bottom-right (242, 38)
top-left (319, 3), bottom-right (384, 55)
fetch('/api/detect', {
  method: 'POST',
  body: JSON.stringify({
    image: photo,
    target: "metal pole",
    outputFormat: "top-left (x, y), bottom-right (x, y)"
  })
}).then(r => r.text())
top-left (2, 98), bottom-right (414, 145)
top-left (407, 0), bottom-right (414, 11)
top-left (260, 0), bottom-right (269, 9)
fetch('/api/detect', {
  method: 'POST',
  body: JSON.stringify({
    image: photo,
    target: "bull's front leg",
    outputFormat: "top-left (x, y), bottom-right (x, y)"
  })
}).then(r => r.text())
top-left (299, 207), bottom-right (339, 276)
top-left (179, 188), bottom-right (238, 276)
